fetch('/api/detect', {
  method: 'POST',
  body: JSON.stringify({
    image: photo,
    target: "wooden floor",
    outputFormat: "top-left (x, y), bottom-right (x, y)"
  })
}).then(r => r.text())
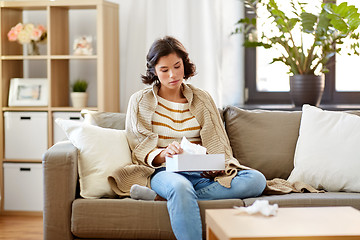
top-left (0, 215), bottom-right (43, 240)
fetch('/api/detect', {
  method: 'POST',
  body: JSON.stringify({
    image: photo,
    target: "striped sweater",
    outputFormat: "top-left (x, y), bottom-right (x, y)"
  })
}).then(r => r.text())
top-left (153, 95), bottom-right (201, 147)
top-left (147, 95), bottom-right (201, 167)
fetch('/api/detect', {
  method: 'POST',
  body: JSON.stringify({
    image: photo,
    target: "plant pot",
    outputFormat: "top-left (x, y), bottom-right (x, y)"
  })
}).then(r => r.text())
top-left (71, 92), bottom-right (88, 108)
top-left (289, 74), bottom-right (325, 107)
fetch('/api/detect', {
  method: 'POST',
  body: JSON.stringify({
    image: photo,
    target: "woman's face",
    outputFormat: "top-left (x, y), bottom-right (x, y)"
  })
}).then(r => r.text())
top-left (155, 52), bottom-right (184, 91)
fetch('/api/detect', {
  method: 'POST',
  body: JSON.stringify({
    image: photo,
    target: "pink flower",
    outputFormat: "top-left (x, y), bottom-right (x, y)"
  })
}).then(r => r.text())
top-left (7, 28), bottom-right (18, 41)
top-left (31, 28), bottom-right (42, 41)
top-left (13, 23), bottom-right (23, 33)
top-left (37, 24), bottom-right (46, 33)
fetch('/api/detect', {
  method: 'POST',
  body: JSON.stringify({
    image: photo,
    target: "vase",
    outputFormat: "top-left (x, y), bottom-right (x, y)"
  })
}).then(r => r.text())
top-left (289, 74), bottom-right (325, 107)
top-left (71, 92), bottom-right (88, 108)
top-left (27, 40), bottom-right (40, 55)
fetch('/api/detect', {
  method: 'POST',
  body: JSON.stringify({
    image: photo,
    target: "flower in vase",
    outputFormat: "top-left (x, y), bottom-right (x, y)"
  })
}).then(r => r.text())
top-left (7, 22), bottom-right (47, 45)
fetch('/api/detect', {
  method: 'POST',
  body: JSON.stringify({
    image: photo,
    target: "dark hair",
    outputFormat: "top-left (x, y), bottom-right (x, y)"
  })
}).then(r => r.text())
top-left (141, 36), bottom-right (196, 85)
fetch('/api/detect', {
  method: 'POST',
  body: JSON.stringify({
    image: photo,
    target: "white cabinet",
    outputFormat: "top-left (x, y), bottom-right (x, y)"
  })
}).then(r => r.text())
top-left (4, 163), bottom-right (43, 211)
top-left (4, 112), bottom-right (48, 160)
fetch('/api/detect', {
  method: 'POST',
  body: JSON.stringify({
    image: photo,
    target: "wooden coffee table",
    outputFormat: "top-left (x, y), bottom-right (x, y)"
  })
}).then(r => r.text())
top-left (206, 206), bottom-right (360, 240)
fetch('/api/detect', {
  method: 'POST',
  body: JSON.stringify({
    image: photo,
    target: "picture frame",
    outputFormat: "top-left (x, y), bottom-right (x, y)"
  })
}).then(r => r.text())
top-left (8, 78), bottom-right (48, 106)
top-left (73, 36), bottom-right (93, 56)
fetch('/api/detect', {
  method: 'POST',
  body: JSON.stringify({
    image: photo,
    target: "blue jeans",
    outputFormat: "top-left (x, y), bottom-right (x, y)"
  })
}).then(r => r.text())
top-left (150, 168), bottom-right (266, 240)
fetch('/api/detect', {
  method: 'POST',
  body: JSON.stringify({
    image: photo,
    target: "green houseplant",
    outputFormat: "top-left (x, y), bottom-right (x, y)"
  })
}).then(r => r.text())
top-left (71, 79), bottom-right (88, 108)
top-left (234, 0), bottom-right (360, 106)
top-left (72, 79), bottom-right (88, 93)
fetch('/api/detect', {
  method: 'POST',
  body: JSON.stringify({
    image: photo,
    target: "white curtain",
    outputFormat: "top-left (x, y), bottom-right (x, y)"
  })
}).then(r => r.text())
top-left (116, 0), bottom-right (244, 112)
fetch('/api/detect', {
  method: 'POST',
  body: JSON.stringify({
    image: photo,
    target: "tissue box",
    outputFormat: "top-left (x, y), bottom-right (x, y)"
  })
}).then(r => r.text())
top-left (166, 154), bottom-right (225, 172)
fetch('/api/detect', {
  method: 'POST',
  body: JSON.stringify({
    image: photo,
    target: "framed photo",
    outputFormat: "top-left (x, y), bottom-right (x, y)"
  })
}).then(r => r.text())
top-left (73, 36), bottom-right (93, 56)
top-left (8, 78), bottom-right (48, 106)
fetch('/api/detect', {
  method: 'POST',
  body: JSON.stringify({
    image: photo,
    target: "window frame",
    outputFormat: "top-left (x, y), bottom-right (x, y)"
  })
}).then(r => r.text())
top-left (244, 1), bottom-right (360, 105)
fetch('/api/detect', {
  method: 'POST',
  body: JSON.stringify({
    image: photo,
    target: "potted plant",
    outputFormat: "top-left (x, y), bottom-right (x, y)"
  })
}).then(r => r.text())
top-left (233, 0), bottom-right (360, 106)
top-left (71, 79), bottom-right (88, 108)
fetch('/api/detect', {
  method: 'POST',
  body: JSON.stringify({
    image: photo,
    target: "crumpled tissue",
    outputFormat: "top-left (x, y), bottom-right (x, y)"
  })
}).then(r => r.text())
top-left (234, 200), bottom-right (278, 217)
top-left (180, 136), bottom-right (206, 155)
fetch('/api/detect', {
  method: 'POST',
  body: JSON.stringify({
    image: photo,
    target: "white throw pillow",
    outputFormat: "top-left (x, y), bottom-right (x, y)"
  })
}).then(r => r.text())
top-left (288, 104), bottom-right (360, 192)
top-left (55, 119), bottom-right (132, 198)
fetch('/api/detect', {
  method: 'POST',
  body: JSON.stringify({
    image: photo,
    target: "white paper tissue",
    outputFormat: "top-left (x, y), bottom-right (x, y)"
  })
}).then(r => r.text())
top-left (234, 200), bottom-right (278, 217)
top-left (180, 136), bottom-right (206, 154)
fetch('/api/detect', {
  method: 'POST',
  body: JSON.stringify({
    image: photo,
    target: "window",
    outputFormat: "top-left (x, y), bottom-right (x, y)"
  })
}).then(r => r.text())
top-left (336, 0), bottom-right (360, 92)
top-left (245, 0), bottom-right (360, 104)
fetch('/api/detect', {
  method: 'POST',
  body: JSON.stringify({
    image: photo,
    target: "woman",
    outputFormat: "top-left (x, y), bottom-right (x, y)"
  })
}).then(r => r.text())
top-left (125, 36), bottom-right (266, 240)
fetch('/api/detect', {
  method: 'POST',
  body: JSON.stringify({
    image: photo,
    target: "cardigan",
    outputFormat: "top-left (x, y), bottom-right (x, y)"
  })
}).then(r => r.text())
top-left (108, 83), bottom-right (250, 197)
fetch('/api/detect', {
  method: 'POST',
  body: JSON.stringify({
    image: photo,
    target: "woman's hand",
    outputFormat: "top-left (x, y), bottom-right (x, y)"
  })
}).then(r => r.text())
top-left (153, 141), bottom-right (183, 166)
top-left (163, 141), bottom-right (183, 157)
top-left (200, 170), bottom-right (225, 179)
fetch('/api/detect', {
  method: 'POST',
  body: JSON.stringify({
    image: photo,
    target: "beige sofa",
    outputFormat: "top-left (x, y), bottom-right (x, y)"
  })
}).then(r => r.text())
top-left (43, 105), bottom-right (360, 240)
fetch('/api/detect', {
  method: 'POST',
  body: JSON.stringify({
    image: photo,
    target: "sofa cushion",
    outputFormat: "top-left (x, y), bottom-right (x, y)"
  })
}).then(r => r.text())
top-left (243, 192), bottom-right (360, 210)
top-left (55, 119), bottom-right (132, 198)
top-left (288, 105), bottom-right (360, 192)
top-left (81, 109), bottom-right (126, 130)
top-left (71, 198), bottom-right (244, 239)
top-left (223, 106), bottom-right (302, 180)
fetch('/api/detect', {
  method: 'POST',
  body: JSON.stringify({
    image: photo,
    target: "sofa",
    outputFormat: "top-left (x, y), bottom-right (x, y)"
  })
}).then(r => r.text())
top-left (43, 105), bottom-right (360, 240)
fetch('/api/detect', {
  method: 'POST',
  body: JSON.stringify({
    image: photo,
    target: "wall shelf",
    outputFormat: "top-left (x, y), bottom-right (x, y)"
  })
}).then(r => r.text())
top-left (2, 107), bottom-right (49, 111)
top-left (1, 56), bottom-right (48, 60)
top-left (1, 55), bottom-right (98, 60)
top-left (0, 0), bottom-right (119, 215)
top-left (51, 55), bottom-right (98, 59)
